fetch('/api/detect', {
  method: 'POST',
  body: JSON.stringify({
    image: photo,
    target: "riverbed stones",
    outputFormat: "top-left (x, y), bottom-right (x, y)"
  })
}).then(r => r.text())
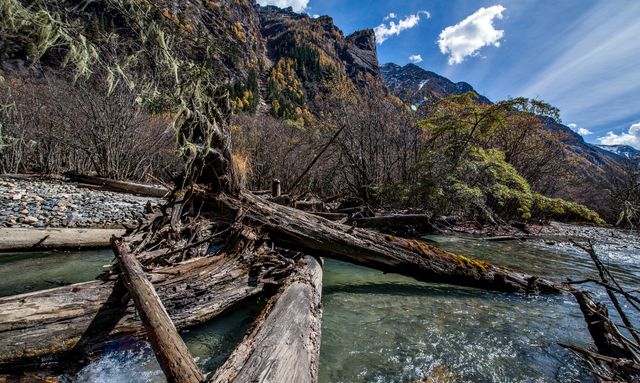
top-left (0, 177), bottom-right (160, 229)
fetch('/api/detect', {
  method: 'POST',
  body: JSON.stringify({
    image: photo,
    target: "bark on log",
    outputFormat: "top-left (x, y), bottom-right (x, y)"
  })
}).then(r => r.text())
top-left (0, 247), bottom-right (271, 365)
top-left (212, 193), bottom-right (564, 294)
top-left (113, 238), bottom-right (204, 383)
top-left (67, 173), bottom-right (169, 198)
top-left (210, 256), bottom-right (323, 383)
top-left (0, 228), bottom-right (124, 252)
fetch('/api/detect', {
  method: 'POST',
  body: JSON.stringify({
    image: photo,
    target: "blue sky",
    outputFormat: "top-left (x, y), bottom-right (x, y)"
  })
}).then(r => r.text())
top-left (258, 0), bottom-right (640, 148)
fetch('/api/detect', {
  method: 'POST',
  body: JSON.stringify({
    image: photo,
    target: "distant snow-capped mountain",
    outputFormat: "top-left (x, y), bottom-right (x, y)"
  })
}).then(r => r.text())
top-left (597, 144), bottom-right (640, 159)
top-left (380, 63), bottom-right (491, 105)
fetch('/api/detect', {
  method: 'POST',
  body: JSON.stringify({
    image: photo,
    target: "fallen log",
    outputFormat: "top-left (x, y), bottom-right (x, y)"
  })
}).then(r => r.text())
top-left (0, 242), bottom-right (280, 365)
top-left (211, 192), bottom-right (565, 294)
top-left (113, 238), bottom-right (204, 383)
top-left (66, 173), bottom-right (169, 198)
top-left (211, 256), bottom-right (323, 383)
top-left (0, 228), bottom-right (124, 252)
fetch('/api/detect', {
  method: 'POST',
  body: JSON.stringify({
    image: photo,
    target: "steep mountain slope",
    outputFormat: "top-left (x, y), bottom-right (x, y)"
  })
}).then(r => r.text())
top-left (256, 6), bottom-right (382, 122)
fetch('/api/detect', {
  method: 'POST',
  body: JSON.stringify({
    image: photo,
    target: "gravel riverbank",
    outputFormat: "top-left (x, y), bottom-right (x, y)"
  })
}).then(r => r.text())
top-left (0, 177), bottom-right (160, 228)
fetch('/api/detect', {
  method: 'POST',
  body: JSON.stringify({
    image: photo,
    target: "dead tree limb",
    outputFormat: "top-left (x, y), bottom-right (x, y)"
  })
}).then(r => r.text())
top-left (112, 238), bottom-right (204, 383)
top-left (286, 126), bottom-right (345, 195)
top-left (572, 290), bottom-right (635, 360)
top-left (210, 256), bottom-right (323, 383)
top-left (573, 240), bottom-right (640, 344)
top-left (567, 242), bottom-right (640, 382)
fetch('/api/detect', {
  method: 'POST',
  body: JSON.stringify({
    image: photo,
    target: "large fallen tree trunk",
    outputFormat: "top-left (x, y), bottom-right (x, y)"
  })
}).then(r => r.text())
top-left (0, 234), bottom-right (286, 365)
top-left (210, 192), bottom-right (565, 294)
top-left (346, 214), bottom-right (434, 232)
top-left (211, 256), bottom-right (323, 383)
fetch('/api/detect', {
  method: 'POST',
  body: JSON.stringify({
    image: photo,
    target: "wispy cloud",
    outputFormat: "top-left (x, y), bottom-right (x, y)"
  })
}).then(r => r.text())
top-left (409, 54), bottom-right (423, 63)
top-left (374, 11), bottom-right (430, 44)
top-left (256, 0), bottom-right (308, 13)
top-left (438, 5), bottom-right (505, 65)
top-left (598, 122), bottom-right (640, 149)
top-left (515, 2), bottom-right (640, 132)
top-left (384, 13), bottom-right (397, 21)
top-left (568, 123), bottom-right (593, 136)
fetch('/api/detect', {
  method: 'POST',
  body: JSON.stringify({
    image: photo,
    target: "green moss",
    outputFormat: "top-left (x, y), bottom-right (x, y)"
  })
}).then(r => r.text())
top-left (456, 255), bottom-right (488, 272)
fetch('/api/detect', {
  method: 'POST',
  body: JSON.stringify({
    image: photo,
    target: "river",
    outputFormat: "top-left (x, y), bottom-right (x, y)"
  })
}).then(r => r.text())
top-left (0, 234), bottom-right (638, 382)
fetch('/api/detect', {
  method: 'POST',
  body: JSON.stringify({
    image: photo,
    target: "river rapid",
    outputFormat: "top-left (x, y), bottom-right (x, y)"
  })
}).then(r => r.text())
top-left (0, 231), bottom-right (638, 382)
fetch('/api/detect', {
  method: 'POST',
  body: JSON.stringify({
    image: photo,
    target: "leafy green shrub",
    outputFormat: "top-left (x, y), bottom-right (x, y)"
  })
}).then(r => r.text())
top-left (532, 194), bottom-right (605, 225)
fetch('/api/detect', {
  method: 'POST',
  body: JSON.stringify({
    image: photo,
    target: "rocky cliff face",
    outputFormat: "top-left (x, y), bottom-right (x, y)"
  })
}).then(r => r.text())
top-left (256, 5), bottom-right (383, 121)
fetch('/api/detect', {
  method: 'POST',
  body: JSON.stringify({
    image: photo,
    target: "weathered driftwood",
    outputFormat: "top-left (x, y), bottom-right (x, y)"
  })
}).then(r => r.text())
top-left (293, 200), bottom-right (327, 212)
top-left (0, 228), bottom-right (125, 252)
top-left (565, 242), bottom-right (640, 382)
top-left (210, 256), bottom-right (323, 383)
top-left (113, 238), bottom-right (204, 383)
top-left (572, 290), bottom-right (634, 359)
top-left (67, 173), bottom-right (169, 197)
top-left (211, 192), bottom-right (565, 294)
top-left (0, 242), bottom-right (274, 365)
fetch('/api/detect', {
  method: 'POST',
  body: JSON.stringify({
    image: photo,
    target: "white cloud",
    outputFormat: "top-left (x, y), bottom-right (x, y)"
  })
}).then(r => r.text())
top-left (598, 122), bottom-right (640, 149)
top-left (256, 0), bottom-right (308, 13)
top-left (374, 11), bottom-right (430, 44)
top-left (384, 13), bottom-right (397, 21)
top-left (409, 54), bottom-right (423, 63)
top-left (568, 123), bottom-right (593, 136)
top-left (438, 5), bottom-right (505, 65)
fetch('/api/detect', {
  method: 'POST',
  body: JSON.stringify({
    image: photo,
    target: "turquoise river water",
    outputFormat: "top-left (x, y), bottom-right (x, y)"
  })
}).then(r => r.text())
top-left (0, 234), bottom-right (638, 382)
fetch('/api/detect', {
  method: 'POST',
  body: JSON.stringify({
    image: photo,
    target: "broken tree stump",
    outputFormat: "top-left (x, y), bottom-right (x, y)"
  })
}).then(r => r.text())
top-left (271, 179), bottom-right (281, 198)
